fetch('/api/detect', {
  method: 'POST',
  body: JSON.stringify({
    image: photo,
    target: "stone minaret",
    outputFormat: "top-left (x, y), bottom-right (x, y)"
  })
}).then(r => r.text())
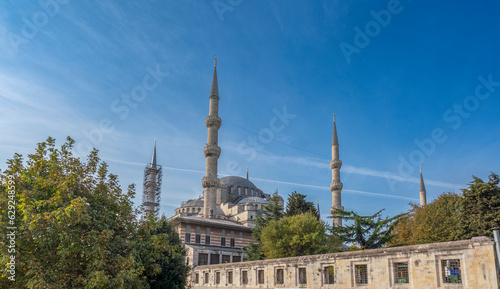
top-left (330, 114), bottom-right (344, 227)
top-left (143, 140), bottom-right (162, 216)
top-left (202, 58), bottom-right (222, 219)
top-left (419, 166), bottom-right (427, 206)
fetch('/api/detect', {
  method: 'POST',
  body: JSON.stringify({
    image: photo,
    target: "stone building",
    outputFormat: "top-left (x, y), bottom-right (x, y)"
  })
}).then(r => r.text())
top-left (191, 236), bottom-right (499, 288)
top-left (141, 59), bottom-right (442, 272)
top-left (165, 59), bottom-right (284, 267)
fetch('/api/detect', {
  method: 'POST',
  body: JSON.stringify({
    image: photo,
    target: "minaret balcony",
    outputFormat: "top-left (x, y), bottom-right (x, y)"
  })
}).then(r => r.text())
top-left (330, 159), bottom-right (342, 169)
top-left (205, 115), bottom-right (222, 128)
top-left (202, 176), bottom-right (220, 188)
top-left (330, 181), bottom-right (343, 191)
top-left (204, 145), bottom-right (221, 157)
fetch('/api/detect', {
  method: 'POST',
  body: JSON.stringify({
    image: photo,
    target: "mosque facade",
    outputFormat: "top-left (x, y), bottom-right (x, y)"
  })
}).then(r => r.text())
top-left (143, 60), bottom-right (427, 268)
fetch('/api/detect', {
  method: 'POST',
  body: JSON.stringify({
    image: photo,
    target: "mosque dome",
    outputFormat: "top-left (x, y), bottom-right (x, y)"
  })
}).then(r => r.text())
top-left (220, 176), bottom-right (257, 188)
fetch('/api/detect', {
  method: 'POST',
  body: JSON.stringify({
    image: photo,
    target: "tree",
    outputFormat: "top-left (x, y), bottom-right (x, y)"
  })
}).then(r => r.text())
top-left (331, 209), bottom-right (403, 250)
top-left (0, 137), bottom-right (188, 288)
top-left (260, 212), bottom-right (328, 258)
top-left (285, 191), bottom-right (319, 219)
top-left (244, 191), bottom-right (283, 261)
top-left (138, 215), bottom-right (189, 289)
top-left (457, 173), bottom-right (500, 239)
top-left (388, 192), bottom-right (461, 246)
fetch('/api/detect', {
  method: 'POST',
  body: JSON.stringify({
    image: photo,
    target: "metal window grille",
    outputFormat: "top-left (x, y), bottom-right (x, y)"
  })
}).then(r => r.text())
top-left (394, 262), bottom-right (409, 284)
top-left (204, 272), bottom-right (209, 284)
top-left (258, 269), bottom-right (265, 284)
top-left (195, 273), bottom-right (199, 284)
top-left (210, 254), bottom-right (220, 265)
top-left (355, 264), bottom-right (368, 284)
top-left (184, 233), bottom-right (191, 243)
top-left (198, 253), bottom-right (208, 266)
top-left (442, 259), bottom-right (462, 284)
top-left (222, 255), bottom-right (231, 263)
top-left (298, 268), bottom-right (307, 285)
top-left (324, 266), bottom-right (334, 284)
top-left (233, 256), bottom-right (241, 262)
top-left (242, 271), bottom-right (248, 284)
top-left (221, 237), bottom-right (226, 246)
top-left (227, 271), bottom-right (233, 284)
top-left (275, 268), bottom-right (284, 284)
top-left (230, 238), bottom-right (236, 247)
top-left (205, 235), bottom-right (211, 245)
top-left (215, 271), bottom-right (220, 284)
top-left (195, 234), bottom-right (201, 243)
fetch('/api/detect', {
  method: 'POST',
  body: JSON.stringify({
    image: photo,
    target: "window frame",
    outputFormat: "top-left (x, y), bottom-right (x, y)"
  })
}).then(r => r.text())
top-left (257, 268), bottom-right (265, 284)
top-left (203, 272), bottom-right (209, 284)
top-left (226, 270), bottom-right (233, 284)
top-left (441, 259), bottom-right (462, 284)
top-left (323, 265), bottom-right (335, 285)
top-left (215, 271), bottom-right (220, 284)
top-left (298, 267), bottom-right (307, 285)
top-left (275, 267), bottom-right (285, 285)
top-left (393, 262), bottom-right (409, 284)
top-left (241, 269), bottom-right (249, 285)
top-left (354, 263), bottom-right (369, 285)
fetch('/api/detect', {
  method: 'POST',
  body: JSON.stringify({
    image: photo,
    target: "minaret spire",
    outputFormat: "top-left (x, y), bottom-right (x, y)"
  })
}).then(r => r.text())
top-left (143, 140), bottom-right (162, 216)
top-left (330, 114), bottom-right (344, 227)
top-left (246, 166), bottom-right (249, 180)
top-left (202, 58), bottom-right (222, 219)
top-left (151, 139), bottom-right (157, 168)
top-left (419, 166), bottom-right (427, 206)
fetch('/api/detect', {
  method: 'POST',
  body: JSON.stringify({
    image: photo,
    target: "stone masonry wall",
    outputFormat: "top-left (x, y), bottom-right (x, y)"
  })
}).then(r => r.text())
top-left (191, 237), bottom-right (498, 289)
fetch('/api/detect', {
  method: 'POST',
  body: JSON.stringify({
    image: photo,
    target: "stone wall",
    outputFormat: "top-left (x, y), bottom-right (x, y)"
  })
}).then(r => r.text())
top-left (191, 237), bottom-right (498, 289)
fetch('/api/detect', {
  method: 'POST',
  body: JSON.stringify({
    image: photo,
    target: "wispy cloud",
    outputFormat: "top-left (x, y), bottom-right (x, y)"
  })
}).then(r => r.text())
top-left (103, 155), bottom-right (417, 201)
top-left (259, 153), bottom-right (462, 190)
top-left (251, 176), bottom-right (418, 201)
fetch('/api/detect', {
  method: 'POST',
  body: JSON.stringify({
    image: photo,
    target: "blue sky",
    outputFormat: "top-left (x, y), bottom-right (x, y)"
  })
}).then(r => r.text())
top-left (1, 0), bottom-right (499, 222)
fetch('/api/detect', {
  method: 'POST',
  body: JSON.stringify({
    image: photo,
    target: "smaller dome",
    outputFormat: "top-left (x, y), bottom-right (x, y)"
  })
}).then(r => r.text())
top-left (236, 197), bottom-right (270, 205)
top-left (181, 198), bottom-right (204, 207)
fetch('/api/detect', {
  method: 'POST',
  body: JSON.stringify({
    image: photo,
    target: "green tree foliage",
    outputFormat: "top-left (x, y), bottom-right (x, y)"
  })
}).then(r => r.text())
top-left (388, 192), bottom-right (461, 246)
top-left (0, 137), bottom-right (188, 288)
top-left (331, 209), bottom-right (403, 249)
top-left (244, 191), bottom-right (283, 261)
top-left (457, 173), bottom-right (500, 239)
top-left (261, 212), bottom-right (329, 258)
top-left (285, 191), bottom-right (319, 219)
top-left (138, 215), bottom-right (189, 289)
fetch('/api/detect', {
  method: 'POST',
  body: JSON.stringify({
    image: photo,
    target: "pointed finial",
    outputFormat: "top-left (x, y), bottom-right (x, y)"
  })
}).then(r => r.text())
top-left (210, 58), bottom-right (219, 98)
top-left (419, 167), bottom-right (426, 192)
top-left (151, 140), bottom-right (157, 168)
top-left (332, 114), bottom-right (339, 146)
top-left (246, 166), bottom-right (249, 180)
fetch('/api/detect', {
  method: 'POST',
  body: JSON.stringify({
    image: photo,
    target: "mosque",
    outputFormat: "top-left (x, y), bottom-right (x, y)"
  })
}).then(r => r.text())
top-left (141, 59), bottom-right (428, 267)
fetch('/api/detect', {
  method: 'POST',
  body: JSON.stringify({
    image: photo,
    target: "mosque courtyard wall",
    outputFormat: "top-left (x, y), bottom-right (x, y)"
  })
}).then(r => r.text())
top-left (191, 236), bottom-right (498, 289)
